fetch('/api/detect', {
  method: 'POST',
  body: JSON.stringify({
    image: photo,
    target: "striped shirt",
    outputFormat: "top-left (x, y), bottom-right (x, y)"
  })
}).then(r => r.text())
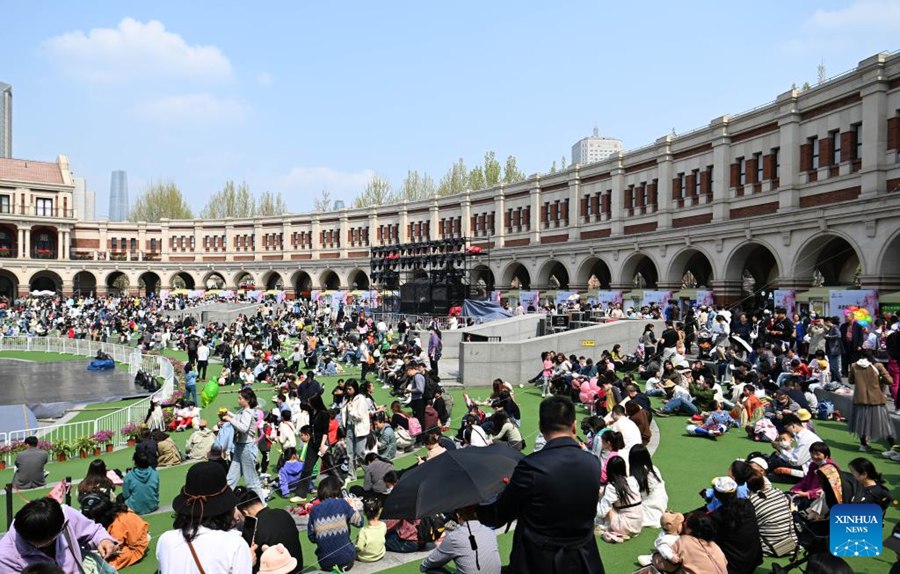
top-left (749, 486), bottom-right (797, 557)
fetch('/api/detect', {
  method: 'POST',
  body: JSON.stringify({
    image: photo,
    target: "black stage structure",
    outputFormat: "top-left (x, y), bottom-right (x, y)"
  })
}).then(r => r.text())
top-left (370, 237), bottom-right (490, 316)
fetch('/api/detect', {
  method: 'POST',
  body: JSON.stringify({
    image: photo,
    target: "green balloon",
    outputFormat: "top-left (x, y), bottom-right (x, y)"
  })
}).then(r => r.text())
top-left (200, 380), bottom-right (219, 408)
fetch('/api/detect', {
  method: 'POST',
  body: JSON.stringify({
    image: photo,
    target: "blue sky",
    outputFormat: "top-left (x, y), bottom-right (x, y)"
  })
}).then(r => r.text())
top-left (2, 1), bottom-right (898, 216)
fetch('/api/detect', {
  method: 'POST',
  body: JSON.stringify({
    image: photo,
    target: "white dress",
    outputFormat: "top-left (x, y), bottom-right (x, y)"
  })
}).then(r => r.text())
top-left (596, 475), bottom-right (643, 536)
top-left (640, 465), bottom-right (669, 528)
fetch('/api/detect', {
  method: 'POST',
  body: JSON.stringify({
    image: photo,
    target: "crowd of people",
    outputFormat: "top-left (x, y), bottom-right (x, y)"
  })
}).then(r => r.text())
top-left (0, 291), bottom-right (897, 573)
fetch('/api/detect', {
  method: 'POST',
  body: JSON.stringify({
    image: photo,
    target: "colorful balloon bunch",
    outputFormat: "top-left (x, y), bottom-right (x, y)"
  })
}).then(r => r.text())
top-left (579, 378), bottom-right (601, 405)
top-left (844, 306), bottom-right (872, 327)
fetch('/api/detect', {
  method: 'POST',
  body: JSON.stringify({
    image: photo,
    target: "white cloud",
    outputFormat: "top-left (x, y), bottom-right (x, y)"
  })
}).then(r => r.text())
top-left (43, 17), bottom-right (233, 84)
top-left (133, 93), bottom-right (247, 124)
top-left (274, 166), bottom-right (375, 209)
top-left (784, 1), bottom-right (900, 58)
top-left (256, 72), bottom-right (273, 87)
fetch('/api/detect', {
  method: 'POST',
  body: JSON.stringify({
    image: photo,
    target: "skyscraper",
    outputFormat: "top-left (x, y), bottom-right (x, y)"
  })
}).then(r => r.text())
top-left (109, 170), bottom-right (129, 221)
top-left (73, 177), bottom-right (96, 220)
top-left (0, 82), bottom-right (11, 159)
top-left (571, 127), bottom-right (623, 166)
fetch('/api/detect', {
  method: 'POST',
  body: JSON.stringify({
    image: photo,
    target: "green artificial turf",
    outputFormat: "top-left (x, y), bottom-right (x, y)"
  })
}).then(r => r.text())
top-left (2, 351), bottom-right (896, 573)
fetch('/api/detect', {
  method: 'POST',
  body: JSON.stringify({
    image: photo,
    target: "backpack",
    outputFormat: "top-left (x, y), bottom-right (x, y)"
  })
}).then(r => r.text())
top-left (407, 416), bottom-right (423, 437)
top-left (817, 400), bottom-right (835, 421)
top-left (417, 515), bottom-right (447, 543)
top-left (423, 375), bottom-right (440, 402)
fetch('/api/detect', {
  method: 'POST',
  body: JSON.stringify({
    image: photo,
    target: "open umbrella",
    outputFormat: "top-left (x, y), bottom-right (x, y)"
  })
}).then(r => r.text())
top-left (730, 335), bottom-right (753, 354)
top-left (382, 443), bottom-right (524, 520)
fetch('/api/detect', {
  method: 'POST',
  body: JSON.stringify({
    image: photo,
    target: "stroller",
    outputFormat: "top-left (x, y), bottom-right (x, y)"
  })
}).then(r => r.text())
top-left (696, 329), bottom-right (714, 360)
top-left (771, 463), bottom-right (867, 573)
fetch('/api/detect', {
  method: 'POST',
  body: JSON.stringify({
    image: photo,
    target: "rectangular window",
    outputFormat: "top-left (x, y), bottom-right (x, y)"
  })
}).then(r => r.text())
top-left (754, 152), bottom-right (763, 183)
top-left (111, 238), bottom-right (117, 251)
top-left (772, 148), bottom-right (781, 179)
top-left (0, 195), bottom-right (9, 213)
top-left (150, 238), bottom-right (157, 251)
top-left (190, 236), bottom-right (195, 249)
top-left (853, 123), bottom-right (862, 160)
top-left (831, 130), bottom-right (841, 165)
top-left (738, 158), bottom-right (746, 186)
top-left (809, 137), bottom-right (819, 169)
top-left (679, 173), bottom-right (686, 195)
top-left (130, 238), bottom-right (137, 251)
top-left (693, 169), bottom-right (701, 195)
top-left (36, 198), bottom-right (53, 216)
top-left (707, 166), bottom-right (714, 188)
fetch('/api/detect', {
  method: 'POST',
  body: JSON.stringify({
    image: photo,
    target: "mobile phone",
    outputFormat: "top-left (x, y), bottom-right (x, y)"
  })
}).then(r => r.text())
top-left (241, 515), bottom-right (258, 546)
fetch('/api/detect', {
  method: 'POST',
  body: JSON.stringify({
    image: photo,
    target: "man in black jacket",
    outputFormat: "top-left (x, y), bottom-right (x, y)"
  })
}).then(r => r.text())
top-left (479, 396), bottom-right (604, 574)
top-left (236, 487), bottom-right (303, 573)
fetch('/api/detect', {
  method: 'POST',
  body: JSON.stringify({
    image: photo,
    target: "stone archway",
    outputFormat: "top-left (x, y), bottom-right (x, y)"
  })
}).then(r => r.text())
top-left (106, 271), bottom-right (130, 296)
top-left (501, 262), bottom-right (531, 290)
top-left (292, 271), bottom-right (312, 296)
top-left (538, 260), bottom-right (571, 290)
top-left (666, 248), bottom-right (714, 288)
top-left (792, 233), bottom-right (862, 287)
top-left (73, 271), bottom-right (97, 296)
top-left (577, 257), bottom-right (612, 290)
top-left (724, 241), bottom-right (781, 308)
top-left (170, 271), bottom-right (196, 290)
top-left (620, 252), bottom-right (659, 289)
top-left (29, 270), bottom-right (62, 293)
top-left (235, 271), bottom-right (256, 290)
top-left (0, 224), bottom-right (18, 259)
top-left (470, 265), bottom-right (495, 294)
top-left (263, 271), bottom-right (284, 290)
top-left (347, 269), bottom-right (370, 290)
top-left (203, 272), bottom-right (227, 290)
top-left (139, 272), bottom-right (161, 295)
top-left (0, 269), bottom-right (19, 299)
top-left (320, 270), bottom-right (340, 290)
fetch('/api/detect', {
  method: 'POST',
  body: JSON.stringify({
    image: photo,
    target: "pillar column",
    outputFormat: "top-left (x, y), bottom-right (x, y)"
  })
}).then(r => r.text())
top-left (18, 227), bottom-right (25, 258)
top-left (528, 181), bottom-right (541, 245)
top-left (23, 227), bottom-right (31, 259)
top-left (567, 167), bottom-right (581, 240)
top-left (493, 184), bottom-right (506, 248)
top-left (460, 191), bottom-right (472, 238)
top-left (775, 91), bottom-right (801, 212)
top-left (310, 216), bottom-right (321, 259)
top-left (609, 161), bottom-right (624, 237)
top-left (398, 202), bottom-right (409, 243)
top-left (710, 117), bottom-right (732, 222)
top-left (655, 136), bottom-right (673, 230)
top-left (858, 54), bottom-right (889, 198)
top-left (339, 211), bottom-right (349, 258)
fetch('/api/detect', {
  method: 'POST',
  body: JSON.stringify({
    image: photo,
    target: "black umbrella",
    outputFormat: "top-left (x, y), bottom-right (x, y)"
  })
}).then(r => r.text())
top-left (381, 443), bottom-right (524, 519)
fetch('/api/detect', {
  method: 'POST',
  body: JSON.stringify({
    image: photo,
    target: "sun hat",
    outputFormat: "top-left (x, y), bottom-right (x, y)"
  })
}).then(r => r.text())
top-left (172, 462), bottom-right (238, 520)
top-left (661, 379), bottom-right (677, 389)
top-left (748, 457), bottom-right (769, 471)
top-left (796, 409), bottom-right (812, 422)
top-left (258, 544), bottom-right (298, 574)
top-left (713, 476), bottom-right (737, 494)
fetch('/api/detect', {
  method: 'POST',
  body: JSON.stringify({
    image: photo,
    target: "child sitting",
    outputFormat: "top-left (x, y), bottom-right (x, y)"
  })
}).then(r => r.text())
top-left (685, 401), bottom-right (738, 439)
top-left (637, 511), bottom-right (683, 568)
top-left (356, 497), bottom-right (387, 562)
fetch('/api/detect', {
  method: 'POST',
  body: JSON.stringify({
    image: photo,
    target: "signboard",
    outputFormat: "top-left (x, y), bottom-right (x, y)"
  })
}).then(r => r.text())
top-left (519, 291), bottom-right (540, 311)
top-left (774, 289), bottom-right (796, 317)
top-left (695, 290), bottom-right (715, 308)
top-left (641, 290), bottom-right (671, 309)
top-left (830, 289), bottom-right (878, 319)
top-left (550, 315), bottom-right (569, 328)
top-left (555, 291), bottom-right (577, 306)
top-left (596, 290), bottom-right (623, 309)
top-left (581, 340), bottom-right (596, 347)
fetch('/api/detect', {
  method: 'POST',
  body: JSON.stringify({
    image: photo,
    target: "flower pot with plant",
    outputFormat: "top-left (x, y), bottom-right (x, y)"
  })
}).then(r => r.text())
top-left (121, 422), bottom-right (143, 447)
top-left (52, 440), bottom-right (77, 462)
top-left (91, 430), bottom-right (114, 453)
top-left (75, 436), bottom-right (97, 459)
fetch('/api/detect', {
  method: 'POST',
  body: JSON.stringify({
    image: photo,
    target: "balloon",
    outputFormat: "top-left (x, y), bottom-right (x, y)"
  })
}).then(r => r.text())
top-left (200, 380), bottom-right (219, 408)
top-left (580, 381), bottom-right (591, 392)
top-left (579, 391), bottom-right (593, 404)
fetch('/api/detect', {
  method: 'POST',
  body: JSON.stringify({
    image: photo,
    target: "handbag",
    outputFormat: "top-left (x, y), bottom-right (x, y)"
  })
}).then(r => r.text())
top-left (62, 525), bottom-right (118, 574)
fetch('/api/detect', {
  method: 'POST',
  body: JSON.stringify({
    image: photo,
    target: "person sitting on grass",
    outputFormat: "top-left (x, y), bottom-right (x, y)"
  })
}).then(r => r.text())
top-left (80, 495), bottom-right (151, 570)
top-left (153, 430), bottom-right (183, 468)
top-left (788, 442), bottom-right (836, 508)
top-left (307, 475), bottom-right (363, 572)
top-left (709, 476), bottom-right (763, 574)
top-left (685, 401), bottom-right (738, 439)
top-left (420, 505), bottom-right (501, 574)
top-left (122, 451), bottom-right (159, 515)
top-left (356, 497), bottom-right (387, 563)
top-left (767, 413), bottom-right (824, 481)
top-left (77, 460), bottom-right (116, 502)
top-left (747, 474), bottom-right (798, 557)
top-left (185, 419), bottom-right (216, 461)
top-left (12, 436), bottom-right (48, 491)
top-left (648, 512), bottom-right (728, 574)
top-left (594, 455), bottom-right (643, 542)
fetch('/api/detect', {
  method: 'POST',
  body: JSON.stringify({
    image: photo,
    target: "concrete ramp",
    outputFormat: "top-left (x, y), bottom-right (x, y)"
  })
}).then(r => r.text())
top-left (459, 319), bottom-right (664, 386)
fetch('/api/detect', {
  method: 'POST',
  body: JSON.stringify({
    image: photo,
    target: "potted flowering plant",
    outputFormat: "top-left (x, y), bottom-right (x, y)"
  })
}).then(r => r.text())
top-left (92, 430), bottom-right (115, 453)
top-left (51, 440), bottom-right (78, 462)
top-left (0, 443), bottom-right (12, 469)
top-left (120, 422), bottom-right (143, 447)
top-left (75, 436), bottom-right (97, 459)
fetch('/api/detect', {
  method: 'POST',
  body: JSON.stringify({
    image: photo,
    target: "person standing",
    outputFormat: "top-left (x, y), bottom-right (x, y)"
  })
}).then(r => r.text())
top-left (223, 387), bottom-right (267, 503)
top-left (848, 350), bottom-right (896, 454)
top-left (886, 320), bottom-right (900, 408)
top-left (840, 314), bottom-right (865, 377)
top-left (824, 316), bottom-right (844, 383)
top-left (184, 363), bottom-right (198, 406)
top-left (12, 436), bottom-right (48, 490)
top-left (341, 380), bottom-right (371, 480)
top-left (428, 327), bottom-right (442, 377)
top-left (294, 394), bottom-right (330, 500)
top-left (409, 362), bottom-right (427, 438)
top-left (479, 396), bottom-right (605, 573)
top-left (197, 340), bottom-right (210, 381)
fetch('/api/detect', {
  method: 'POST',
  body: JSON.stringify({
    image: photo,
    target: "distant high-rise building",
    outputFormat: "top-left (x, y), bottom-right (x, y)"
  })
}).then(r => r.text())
top-left (109, 170), bottom-right (129, 221)
top-left (571, 127), bottom-right (623, 166)
top-left (73, 177), bottom-right (96, 220)
top-left (0, 82), bottom-right (11, 159)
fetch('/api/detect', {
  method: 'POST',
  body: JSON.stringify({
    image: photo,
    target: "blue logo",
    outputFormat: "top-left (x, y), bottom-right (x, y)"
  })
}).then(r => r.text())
top-left (830, 504), bottom-right (882, 557)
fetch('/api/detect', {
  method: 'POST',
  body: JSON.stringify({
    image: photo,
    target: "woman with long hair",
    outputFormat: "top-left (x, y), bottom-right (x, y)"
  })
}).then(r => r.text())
top-left (77, 459), bottom-right (114, 500)
top-left (81, 496), bottom-right (151, 570)
top-left (222, 387), bottom-right (266, 502)
top-left (709, 477), bottom-right (763, 574)
top-left (599, 430), bottom-right (624, 484)
top-left (594, 456), bottom-right (643, 542)
top-left (849, 457), bottom-right (891, 515)
top-left (341, 379), bottom-right (371, 478)
top-left (659, 512), bottom-right (728, 574)
top-left (628, 445), bottom-right (668, 527)
top-left (295, 393), bottom-right (331, 500)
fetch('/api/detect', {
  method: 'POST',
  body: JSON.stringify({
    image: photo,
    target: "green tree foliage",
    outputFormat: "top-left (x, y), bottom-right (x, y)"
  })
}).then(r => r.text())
top-left (437, 158), bottom-right (468, 196)
top-left (503, 155), bottom-right (526, 184)
top-left (353, 173), bottom-right (394, 208)
top-left (483, 151), bottom-right (502, 187)
top-left (397, 170), bottom-right (436, 202)
top-left (561, 155), bottom-right (567, 170)
top-left (128, 181), bottom-right (193, 222)
top-left (256, 190), bottom-right (288, 216)
top-left (549, 161), bottom-right (557, 174)
top-left (468, 166), bottom-right (485, 191)
top-left (200, 180), bottom-right (255, 219)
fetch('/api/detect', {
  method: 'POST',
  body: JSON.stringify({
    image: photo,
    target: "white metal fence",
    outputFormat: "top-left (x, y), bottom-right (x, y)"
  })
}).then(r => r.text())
top-left (0, 337), bottom-right (176, 464)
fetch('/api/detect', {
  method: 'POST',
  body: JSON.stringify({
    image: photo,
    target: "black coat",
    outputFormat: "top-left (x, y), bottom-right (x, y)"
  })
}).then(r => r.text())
top-left (479, 437), bottom-right (604, 574)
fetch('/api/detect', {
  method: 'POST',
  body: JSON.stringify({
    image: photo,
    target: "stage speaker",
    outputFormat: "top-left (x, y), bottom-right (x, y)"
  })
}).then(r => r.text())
top-left (400, 279), bottom-right (432, 314)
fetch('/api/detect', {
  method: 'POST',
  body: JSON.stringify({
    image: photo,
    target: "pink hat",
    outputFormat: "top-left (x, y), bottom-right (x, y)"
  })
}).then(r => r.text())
top-left (258, 544), bottom-right (297, 574)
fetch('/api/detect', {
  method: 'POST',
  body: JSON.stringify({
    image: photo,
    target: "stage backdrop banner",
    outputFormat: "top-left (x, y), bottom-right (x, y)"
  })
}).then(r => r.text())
top-left (519, 291), bottom-right (540, 311)
top-left (595, 290), bottom-right (623, 309)
top-left (774, 290), bottom-right (796, 317)
top-left (490, 290), bottom-right (502, 304)
top-left (331, 290), bottom-right (347, 308)
top-left (641, 291), bottom-right (671, 309)
top-left (695, 290), bottom-right (715, 308)
top-left (829, 290), bottom-right (878, 318)
top-left (159, 289), bottom-right (170, 302)
top-left (555, 291), bottom-right (577, 306)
